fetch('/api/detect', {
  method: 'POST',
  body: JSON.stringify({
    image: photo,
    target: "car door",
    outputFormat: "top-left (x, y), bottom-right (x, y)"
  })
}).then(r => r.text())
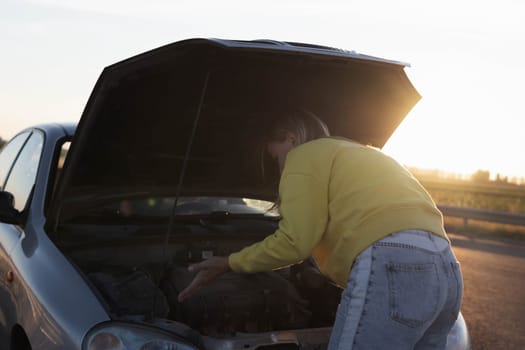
top-left (0, 130), bottom-right (44, 249)
top-left (0, 130), bottom-right (44, 346)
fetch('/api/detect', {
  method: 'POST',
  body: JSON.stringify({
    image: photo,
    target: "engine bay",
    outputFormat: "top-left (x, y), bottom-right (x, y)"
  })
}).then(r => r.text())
top-left (58, 219), bottom-right (342, 337)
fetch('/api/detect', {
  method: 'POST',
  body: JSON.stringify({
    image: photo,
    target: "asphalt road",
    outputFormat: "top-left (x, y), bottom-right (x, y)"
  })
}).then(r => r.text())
top-left (449, 233), bottom-right (525, 350)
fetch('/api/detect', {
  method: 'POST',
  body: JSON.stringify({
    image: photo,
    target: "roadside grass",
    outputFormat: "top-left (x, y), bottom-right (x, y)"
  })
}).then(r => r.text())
top-left (410, 175), bottom-right (525, 241)
top-left (444, 216), bottom-right (525, 241)
top-left (421, 179), bottom-right (525, 214)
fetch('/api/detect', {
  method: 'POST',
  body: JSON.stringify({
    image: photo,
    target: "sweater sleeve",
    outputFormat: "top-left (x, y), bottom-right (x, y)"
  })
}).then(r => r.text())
top-left (228, 172), bottom-right (329, 273)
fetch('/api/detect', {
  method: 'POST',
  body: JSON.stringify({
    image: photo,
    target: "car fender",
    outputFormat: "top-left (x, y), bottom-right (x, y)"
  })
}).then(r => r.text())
top-left (8, 225), bottom-right (109, 349)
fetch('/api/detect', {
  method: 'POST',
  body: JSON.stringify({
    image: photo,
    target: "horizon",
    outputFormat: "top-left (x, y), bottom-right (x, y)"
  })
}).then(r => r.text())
top-left (405, 165), bottom-right (525, 184)
top-left (1, 131), bottom-right (521, 184)
top-left (2, 0), bottom-right (524, 179)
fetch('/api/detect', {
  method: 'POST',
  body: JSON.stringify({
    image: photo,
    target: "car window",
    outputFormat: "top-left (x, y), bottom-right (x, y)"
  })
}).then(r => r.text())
top-left (58, 141), bottom-right (70, 170)
top-left (50, 140), bottom-right (70, 188)
top-left (0, 132), bottom-right (31, 190)
top-left (4, 132), bottom-right (44, 211)
top-left (47, 140), bottom-right (70, 202)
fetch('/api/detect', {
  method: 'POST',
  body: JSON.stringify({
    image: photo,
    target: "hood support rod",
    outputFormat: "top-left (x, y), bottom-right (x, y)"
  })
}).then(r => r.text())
top-left (165, 70), bottom-right (211, 245)
top-left (150, 70), bottom-right (211, 320)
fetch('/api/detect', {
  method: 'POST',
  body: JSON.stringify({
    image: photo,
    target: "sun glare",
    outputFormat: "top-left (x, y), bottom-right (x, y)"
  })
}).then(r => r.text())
top-left (383, 44), bottom-right (525, 183)
top-left (383, 94), bottom-right (523, 181)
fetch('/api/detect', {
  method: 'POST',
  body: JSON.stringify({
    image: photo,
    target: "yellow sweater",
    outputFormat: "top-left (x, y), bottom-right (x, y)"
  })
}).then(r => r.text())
top-left (228, 137), bottom-right (447, 287)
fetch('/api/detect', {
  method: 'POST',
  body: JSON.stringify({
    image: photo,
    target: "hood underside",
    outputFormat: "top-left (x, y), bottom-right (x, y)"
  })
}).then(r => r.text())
top-left (52, 38), bottom-right (420, 221)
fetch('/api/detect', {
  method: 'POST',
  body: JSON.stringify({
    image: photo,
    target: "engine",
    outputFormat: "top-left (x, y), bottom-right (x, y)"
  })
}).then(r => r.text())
top-left (87, 259), bottom-right (341, 336)
top-left (62, 218), bottom-right (342, 336)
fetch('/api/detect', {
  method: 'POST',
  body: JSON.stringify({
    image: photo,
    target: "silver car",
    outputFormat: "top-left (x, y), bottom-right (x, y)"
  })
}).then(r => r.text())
top-left (0, 38), bottom-right (471, 350)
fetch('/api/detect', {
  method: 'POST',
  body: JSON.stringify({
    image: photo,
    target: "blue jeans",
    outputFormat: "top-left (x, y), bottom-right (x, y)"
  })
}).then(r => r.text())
top-left (327, 230), bottom-right (463, 350)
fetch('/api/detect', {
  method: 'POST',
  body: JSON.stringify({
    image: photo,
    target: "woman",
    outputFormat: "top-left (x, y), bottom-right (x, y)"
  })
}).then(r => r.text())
top-left (178, 110), bottom-right (463, 350)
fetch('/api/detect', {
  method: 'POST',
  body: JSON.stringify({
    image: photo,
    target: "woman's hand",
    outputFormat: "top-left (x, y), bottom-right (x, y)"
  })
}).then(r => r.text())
top-left (177, 256), bottom-right (231, 302)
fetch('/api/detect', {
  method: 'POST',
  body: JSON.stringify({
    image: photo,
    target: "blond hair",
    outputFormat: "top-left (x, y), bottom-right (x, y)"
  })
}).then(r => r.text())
top-left (266, 109), bottom-right (330, 145)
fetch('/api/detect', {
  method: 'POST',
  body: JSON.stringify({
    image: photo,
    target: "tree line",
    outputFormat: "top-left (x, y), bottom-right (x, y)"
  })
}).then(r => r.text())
top-left (407, 167), bottom-right (524, 186)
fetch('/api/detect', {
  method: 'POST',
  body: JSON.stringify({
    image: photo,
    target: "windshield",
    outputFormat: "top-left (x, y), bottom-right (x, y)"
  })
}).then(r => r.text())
top-left (88, 196), bottom-right (278, 219)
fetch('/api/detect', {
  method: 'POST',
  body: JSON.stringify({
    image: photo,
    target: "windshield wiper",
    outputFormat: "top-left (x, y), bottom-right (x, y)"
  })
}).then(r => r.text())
top-left (173, 210), bottom-right (277, 220)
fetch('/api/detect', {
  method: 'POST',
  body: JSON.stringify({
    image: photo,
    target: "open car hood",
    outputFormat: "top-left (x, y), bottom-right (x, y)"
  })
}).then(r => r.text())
top-left (50, 38), bottom-right (420, 223)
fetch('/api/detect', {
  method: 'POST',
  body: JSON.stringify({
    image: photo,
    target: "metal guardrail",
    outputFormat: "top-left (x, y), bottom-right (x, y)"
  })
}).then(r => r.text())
top-left (437, 205), bottom-right (525, 226)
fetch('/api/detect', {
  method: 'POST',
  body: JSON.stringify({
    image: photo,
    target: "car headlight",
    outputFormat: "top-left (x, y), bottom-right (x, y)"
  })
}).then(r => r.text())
top-left (83, 322), bottom-right (198, 350)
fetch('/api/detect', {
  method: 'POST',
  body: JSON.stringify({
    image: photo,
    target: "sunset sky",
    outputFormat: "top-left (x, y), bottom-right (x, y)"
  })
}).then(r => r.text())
top-left (2, 0), bottom-right (524, 180)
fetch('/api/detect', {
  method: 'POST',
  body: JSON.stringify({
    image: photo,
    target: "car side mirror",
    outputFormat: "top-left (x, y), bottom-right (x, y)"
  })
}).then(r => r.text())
top-left (0, 191), bottom-right (21, 225)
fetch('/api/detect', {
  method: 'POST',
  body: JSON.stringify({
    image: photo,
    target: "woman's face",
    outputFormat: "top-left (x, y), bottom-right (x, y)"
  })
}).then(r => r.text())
top-left (266, 131), bottom-right (297, 173)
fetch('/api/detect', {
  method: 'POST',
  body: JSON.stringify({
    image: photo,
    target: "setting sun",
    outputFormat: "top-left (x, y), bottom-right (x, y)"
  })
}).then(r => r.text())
top-left (383, 50), bottom-right (525, 182)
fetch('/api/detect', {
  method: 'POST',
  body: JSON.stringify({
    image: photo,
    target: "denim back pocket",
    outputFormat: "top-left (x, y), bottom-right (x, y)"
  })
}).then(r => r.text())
top-left (386, 263), bottom-right (440, 328)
